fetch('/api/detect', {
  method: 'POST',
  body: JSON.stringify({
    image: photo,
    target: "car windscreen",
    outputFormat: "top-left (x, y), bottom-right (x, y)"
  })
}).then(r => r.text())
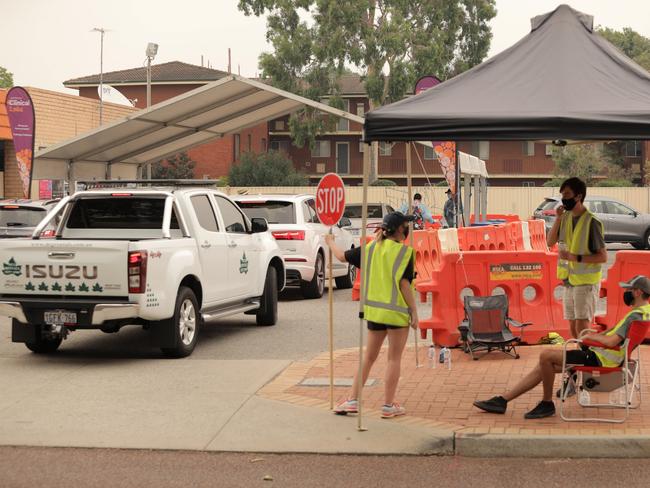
top-left (0, 207), bottom-right (46, 227)
top-left (66, 198), bottom-right (179, 229)
top-left (343, 205), bottom-right (383, 219)
top-left (237, 201), bottom-right (295, 224)
top-left (535, 199), bottom-right (558, 212)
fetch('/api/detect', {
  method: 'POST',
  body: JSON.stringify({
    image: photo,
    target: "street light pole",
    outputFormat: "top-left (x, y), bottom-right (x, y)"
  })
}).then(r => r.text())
top-left (92, 27), bottom-right (106, 125)
top-left (145, 43), bottom-right (158, 109)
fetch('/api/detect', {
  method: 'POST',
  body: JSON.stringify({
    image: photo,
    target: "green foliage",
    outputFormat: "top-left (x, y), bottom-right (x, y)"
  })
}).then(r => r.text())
top-left (597, 26), bottom-right (650, 72)
top-left (595, 179), bottom-right (635, 187)
top-left (239, 0), bottom-right (497, 146)
top-left (0, 66), bottom-right (13, 88)
top-left (152, 152), bottom-right (196, 179)
top-left (229, 151), bottom-right (308, 186)
top-left (549, 143), bottom-right (636, 187)
top-left (370, 179), bottom-right (396, 186)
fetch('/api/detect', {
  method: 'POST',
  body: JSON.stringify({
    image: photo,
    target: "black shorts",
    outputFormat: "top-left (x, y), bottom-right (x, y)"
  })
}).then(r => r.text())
top-left (367, 322), bottom-right (405, 331)
top-left (565, 349), bottom-right (601, 367)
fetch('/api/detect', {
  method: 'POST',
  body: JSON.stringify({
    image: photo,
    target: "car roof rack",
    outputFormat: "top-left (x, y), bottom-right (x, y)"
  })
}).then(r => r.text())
top-left (78, 179), bottom-right (221, 190)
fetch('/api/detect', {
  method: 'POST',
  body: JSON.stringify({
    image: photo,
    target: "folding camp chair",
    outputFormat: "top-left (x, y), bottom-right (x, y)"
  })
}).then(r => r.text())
top-left (458, 295), bottom-right (531, 360)
top-left (560, 320), bottom-right (650, 423)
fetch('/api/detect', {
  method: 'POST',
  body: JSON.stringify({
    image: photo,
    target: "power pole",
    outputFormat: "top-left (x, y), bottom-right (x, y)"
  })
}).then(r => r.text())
top-left (92, 27), bottom-right (106, 125)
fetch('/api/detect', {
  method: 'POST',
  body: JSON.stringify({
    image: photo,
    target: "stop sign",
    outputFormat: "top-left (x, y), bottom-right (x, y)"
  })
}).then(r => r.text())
top-left (316, 173), bottom-right (346, 227)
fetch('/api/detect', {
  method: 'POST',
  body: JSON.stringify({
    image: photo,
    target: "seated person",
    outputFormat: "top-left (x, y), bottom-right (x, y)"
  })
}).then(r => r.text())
top-left (473, 275), bottom-right (650, 419)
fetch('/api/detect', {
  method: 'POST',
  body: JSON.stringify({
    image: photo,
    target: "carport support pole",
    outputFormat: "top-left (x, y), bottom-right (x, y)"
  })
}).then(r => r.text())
top-left (328, 227), bottom-right (334, 410)
top-left (357, 142), bottom-right (371, 432)
top-left (405, 142), bottom-right (419, 367)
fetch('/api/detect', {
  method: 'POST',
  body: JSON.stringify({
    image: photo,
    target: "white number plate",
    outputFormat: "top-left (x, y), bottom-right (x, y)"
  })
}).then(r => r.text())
top-left (44, 311), bottom-right (77, 325)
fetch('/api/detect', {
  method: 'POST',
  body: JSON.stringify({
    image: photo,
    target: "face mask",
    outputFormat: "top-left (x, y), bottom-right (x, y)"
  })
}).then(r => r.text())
top-left (562, 197), bottom-right (577, 211)
top-left (623, 290), bottom-right (635, 306)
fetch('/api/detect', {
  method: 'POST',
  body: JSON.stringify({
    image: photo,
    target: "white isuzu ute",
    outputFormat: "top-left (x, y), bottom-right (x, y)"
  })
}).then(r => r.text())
top-left (0, 181), bottom-right (285, 357)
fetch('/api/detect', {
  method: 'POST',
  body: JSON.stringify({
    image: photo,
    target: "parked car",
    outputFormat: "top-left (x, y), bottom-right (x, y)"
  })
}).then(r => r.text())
top-left (533, 196), bottom-right (650, 249)
top-left (234, 194), bottom-right (356, 298)
top-left (342, 203), bottom-right (395, 243)
top-left (0, 183), bottom-right (285, 357)
top-left (0, 199), bottom-right (59, 238)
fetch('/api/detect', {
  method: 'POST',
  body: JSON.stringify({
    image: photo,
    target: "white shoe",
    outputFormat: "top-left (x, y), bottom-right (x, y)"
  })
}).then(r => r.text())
top-left (381, 403), bottom-right (406, 419)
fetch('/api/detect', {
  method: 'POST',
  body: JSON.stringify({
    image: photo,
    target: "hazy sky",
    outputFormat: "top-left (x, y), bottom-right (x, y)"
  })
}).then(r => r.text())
top-left (3, 0), bottom-right (650, 95)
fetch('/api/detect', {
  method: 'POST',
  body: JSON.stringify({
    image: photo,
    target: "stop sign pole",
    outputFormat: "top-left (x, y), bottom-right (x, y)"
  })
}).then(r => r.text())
top-left (316, 173), bottom-right (346, 410)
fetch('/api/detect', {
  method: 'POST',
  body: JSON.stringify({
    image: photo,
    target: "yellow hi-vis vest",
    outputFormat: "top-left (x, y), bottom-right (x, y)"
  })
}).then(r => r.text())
top-left (557, 209), bottom-right (602, 286)
top-left (591, 304), bottom-right (650, 367)
top-left (363, 239), bottom-right (414, 327)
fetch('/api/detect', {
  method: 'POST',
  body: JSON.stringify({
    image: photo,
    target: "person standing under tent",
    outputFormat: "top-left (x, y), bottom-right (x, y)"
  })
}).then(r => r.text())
top-left (443, 189), bottom-right (456, 228)
top-left (399, 192), bottom-right (434, 230)
top-left (325, 212), bottom-right (419, 419)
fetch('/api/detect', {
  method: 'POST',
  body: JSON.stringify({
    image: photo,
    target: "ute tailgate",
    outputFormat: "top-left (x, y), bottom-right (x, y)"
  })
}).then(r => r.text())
top-left (0, 240), bottom-right (129, 297)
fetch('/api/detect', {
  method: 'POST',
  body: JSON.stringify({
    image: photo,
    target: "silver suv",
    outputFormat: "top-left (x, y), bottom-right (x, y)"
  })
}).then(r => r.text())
top-left (0, 200), bottom-right (59, 238)
top-left (533, 196), bottom-right (650, 249)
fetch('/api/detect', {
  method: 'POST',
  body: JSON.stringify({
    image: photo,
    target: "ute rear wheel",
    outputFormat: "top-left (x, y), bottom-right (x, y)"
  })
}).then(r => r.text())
top-left (161, 286), bottom-right (199, 358)
top-left (25, 327), bottom-right (62, 354)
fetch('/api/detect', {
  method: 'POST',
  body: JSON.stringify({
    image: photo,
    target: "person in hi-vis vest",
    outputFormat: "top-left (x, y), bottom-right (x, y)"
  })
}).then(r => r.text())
top-left (325, 212), bottom-right (418, 419)
top-left (473, 275), bottom-right (650, 420)
top-left (547, 177), bottom-right (607, 338)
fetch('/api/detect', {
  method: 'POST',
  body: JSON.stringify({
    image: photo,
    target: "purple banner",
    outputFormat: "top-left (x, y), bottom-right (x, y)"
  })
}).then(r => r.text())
top-left (6, 87), bottom-right (36, 198)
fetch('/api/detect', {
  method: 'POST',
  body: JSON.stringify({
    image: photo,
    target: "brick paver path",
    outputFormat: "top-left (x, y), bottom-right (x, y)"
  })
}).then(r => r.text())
top-left (260, 344), bottom-right (650, 436)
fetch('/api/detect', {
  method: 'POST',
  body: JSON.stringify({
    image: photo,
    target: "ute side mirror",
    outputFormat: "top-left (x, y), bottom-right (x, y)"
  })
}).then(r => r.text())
top-left (338, 217), bottom-right (352, 228)
top-left (251, 217), bottom-right (269, 233)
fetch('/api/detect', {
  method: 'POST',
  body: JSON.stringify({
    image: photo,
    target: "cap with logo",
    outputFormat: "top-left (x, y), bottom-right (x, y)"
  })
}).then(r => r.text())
top-left (381, 211), bottom-right (416, 232)
top-left (619, 275), bottom-right (650, 295)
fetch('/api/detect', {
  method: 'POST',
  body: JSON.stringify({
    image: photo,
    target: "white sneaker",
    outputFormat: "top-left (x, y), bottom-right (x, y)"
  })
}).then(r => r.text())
top-left (334, 399), bottom-right (358, 415)
top-left (381, 403), bottom-right (406, 419)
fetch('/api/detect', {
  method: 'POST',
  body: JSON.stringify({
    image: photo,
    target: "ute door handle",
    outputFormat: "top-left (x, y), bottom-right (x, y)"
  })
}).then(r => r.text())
top-left (48, 252), bottom-right (75, 259)
top-left (201, 241), bottom-right (211, 249)
top-left (228, 241), bottom-right (237, 248)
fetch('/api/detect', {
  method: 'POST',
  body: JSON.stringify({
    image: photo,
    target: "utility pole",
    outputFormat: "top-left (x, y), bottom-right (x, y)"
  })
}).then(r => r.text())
top-left (145, 43), bottom-right (158, 108)
top-left (92, 27), bottom-right (106, 125)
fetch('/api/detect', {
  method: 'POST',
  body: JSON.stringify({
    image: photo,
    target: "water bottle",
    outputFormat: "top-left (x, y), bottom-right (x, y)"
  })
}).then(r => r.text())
top-left (579, 389), bottom-right (591, 406)
top-left (427, 344), bottom-right (436, 369)
top-left (609, 387), bottom-right (627, 406)
top-left (443, 347), bottom-right (452, 370)
top-left (439, 347), bottom-right (446, 364)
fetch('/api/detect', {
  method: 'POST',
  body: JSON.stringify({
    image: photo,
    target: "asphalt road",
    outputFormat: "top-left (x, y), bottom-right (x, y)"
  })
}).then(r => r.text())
top-left (2, 447), bottom-right (650, 488)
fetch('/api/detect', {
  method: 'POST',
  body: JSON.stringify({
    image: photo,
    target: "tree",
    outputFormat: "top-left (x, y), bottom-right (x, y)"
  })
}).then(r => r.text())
top-left (152, 152), bottom-right (196, 179)
top-left (0, 66), bottom-right (13, 88)
top-left (238, 1), bottom-right (497, 179)
top-left (229, 151), bottom-right (308, 186)
top-left (597, 26), bottom-right (650, 72)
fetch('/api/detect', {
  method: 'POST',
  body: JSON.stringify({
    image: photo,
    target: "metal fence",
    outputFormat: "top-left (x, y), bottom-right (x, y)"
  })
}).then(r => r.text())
top-left (225, 186), bottom-right (650, 220)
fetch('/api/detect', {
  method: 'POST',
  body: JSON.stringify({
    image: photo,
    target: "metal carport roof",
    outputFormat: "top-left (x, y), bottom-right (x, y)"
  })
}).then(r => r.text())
top-left (34, 75), bottom-right (364, 180)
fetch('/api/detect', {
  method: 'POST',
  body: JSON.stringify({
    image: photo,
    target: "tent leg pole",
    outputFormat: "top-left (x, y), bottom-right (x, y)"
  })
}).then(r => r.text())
top-left (357, 143), bottom-right (371, 432)
top-left (455, 145), bottom-right (461, 228)
top-left (405, 142), bottom-right (419, 367)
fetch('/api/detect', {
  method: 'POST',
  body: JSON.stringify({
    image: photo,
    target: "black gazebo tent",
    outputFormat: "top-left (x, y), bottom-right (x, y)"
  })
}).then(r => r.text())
top-left (364, 4), bottom-right (650, 142)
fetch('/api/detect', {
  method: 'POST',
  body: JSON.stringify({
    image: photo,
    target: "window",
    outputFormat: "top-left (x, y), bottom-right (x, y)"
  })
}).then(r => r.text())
top-left (274, 120), bottom-right (285, 131)
top-left (67, 197), bottom-right (175, 230)
top-left (523, 141), bottom-right (535, 156)
top-left (522, 181), bottom-right (536, 187)
top-left (479, 141), bottom-right (490, 160)
top-left (358, 142), bottom-right (365, 153)
top-left (343, 205), bottom-right (383, 219)
top-left (191, 195), bottom-right (219, 232)
top-left (379, 142), bottom-right (392, 157)
top-left (586, 200), bottom-right (606, 214)
top-left (215, 196), bottom-right (248, 233)
top-left (237, 201), bottom-right (295, 224)
top-left (0, 207), bottom-right (46, 226)
top-left (356, 103), bottom-right (365, 117)
top-left (306, 199), bottom-right (320, 223)
top-left (234, 134), bottom-right (240, 161)
top-left (337, 100), bottom-right (350, 132)
top-left (605, 201), bottom-right (635, 216)
top-left (269, 140), bottom-right (289, 153)
top-left (623, 141), bottom-right (642, 157)
top-left (247, 133), bottom-right (252, 151)
top-left (424, 145), bottom-right (437, 160)
top-left (311, 140), bottom-right (331, 158)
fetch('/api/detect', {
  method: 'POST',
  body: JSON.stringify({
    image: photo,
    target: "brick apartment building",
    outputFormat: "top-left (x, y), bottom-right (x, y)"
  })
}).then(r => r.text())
top-left (63, 64), bottom-right (647, 186)
top-left (0, 88), bottom-right (135, 198)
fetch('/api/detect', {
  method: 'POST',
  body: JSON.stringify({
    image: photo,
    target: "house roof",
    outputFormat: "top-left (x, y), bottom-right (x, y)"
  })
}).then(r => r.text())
top-left (0, 89), bottom-right (12, 140)
top-left (63, 61), bottom-right (230, 87)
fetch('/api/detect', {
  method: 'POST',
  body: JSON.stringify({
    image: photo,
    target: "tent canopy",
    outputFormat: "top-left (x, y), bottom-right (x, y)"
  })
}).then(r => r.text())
top-left (364, 4), bottom-right (650, 142)
top-left (34, 75), bottom-right (364, 179)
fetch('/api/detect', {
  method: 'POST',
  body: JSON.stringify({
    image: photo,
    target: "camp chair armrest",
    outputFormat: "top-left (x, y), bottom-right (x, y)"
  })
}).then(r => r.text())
top-left (580, 339), bottom-right (621, 351)
top-left (507, 318), bottom-right (531, 328)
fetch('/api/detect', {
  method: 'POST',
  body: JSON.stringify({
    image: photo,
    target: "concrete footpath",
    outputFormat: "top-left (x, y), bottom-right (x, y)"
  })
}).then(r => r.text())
top-left (3, 345), bottom-right (650, 458)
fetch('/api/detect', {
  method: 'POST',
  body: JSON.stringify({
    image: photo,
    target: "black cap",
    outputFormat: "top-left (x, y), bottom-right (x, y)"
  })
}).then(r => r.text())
top-left (445, 188), bottom-right (452, 194)
top-left (620, 275), bottom-right (650, 295)
top-left (414, 193), bottom-right (422, 201)
top-left (382, 211), bottom-right (415, 232)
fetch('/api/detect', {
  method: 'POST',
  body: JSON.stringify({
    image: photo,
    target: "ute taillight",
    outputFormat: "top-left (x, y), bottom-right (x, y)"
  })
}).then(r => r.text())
top-left (40, 229), bottom-right (56, 239)
top-left (272, 230), bottom-right (305, 240)
top-left (128, 250), bottom-right (148, 293)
